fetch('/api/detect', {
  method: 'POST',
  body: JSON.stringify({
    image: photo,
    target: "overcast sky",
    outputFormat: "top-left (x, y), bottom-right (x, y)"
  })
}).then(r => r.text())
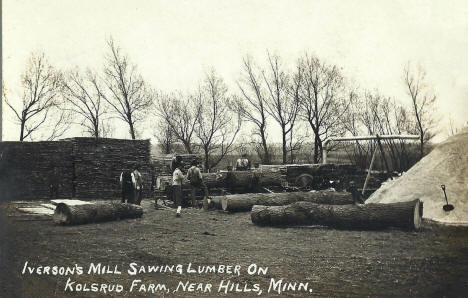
top-left (2, 0), bottom-right (468, 142)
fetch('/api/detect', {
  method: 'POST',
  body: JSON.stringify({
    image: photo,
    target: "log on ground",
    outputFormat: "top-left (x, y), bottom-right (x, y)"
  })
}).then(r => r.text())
top-left (220, 190), bottom-right (353, 212)
top-left (53, 202), bottom-right (143, 225)
top-left (250, 200), bottom-right (422, 230)
top-left (205, 196), bottom-right (224, 210)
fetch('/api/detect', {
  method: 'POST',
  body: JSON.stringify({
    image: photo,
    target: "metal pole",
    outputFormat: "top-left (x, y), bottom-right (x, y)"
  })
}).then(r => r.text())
top-left (362, 145), bottom-right (378, 196)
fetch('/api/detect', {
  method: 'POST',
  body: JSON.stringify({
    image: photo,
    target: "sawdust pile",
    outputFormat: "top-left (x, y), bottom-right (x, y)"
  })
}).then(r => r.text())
top-left (367, 129), bottom-right (468, 225)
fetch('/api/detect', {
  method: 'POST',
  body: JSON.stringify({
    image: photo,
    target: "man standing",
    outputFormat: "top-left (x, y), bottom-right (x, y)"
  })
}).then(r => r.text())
top-left (186, 160), bottom-right (209, 208)
top-left (120, 170), bottom-right (134, 203)
top-left (133, 166), bottom-right (143, 205)
top-left (49, 167), bottom-right (60, 200)
top-left (171, 154), bottom-right (182, 172)
top-left (235, 153), bottom-right (251, 171)
top-left (172, 161), bottom-right (184, 217)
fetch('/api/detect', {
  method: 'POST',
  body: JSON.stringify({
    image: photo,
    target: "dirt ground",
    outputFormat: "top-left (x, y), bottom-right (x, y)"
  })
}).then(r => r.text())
top-left (1, 199), bottom-right (467, 298)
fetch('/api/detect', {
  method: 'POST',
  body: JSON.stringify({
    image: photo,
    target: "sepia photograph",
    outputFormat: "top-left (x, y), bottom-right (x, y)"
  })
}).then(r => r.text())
top-left (1, 0), bottom-right (467, 297)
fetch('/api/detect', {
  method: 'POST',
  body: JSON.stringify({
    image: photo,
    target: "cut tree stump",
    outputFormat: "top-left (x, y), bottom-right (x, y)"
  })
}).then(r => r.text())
top-left (219, 190), bottom-right (353, 212)
top-left (53, 202), bottom-right (143, 225)
top-left (251, 199), bottom-right (422, 230)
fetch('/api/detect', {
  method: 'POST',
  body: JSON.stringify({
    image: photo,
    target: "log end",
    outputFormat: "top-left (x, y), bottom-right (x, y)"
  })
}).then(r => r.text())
top-left (53, 203), bottom-right (71, 225)
top-left (221, 198), bottom-right (228, 211)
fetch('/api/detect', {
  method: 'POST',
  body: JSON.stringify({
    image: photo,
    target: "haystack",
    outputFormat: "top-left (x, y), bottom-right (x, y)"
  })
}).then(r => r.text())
top-left (366, 129), bottom-right (468, 225)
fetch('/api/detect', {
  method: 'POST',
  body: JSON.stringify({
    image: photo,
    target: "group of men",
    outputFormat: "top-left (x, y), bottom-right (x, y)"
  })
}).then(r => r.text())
top-left (171, 155), bottom-right (209, 217)
top-left (119, 154), bottom-right (251, 215)
top-left (120, 166), bottom-right (144, 205)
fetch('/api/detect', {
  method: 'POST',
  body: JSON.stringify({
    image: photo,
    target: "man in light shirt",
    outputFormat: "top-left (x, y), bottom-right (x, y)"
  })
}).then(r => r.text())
top-left (235, 153), bottom-right (251, 171)
top-left (172, 161), bottom-right (184, 217)
top-left (132, 166), bottom-right (143, 205)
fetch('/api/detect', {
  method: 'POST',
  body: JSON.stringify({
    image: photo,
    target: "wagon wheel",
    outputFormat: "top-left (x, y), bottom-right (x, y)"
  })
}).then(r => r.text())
top-left (294, 174), bottom-right (315, 188)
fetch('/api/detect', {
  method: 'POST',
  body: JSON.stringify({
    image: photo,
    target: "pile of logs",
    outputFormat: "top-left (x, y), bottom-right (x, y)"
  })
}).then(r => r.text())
top-left (71, 138), bottom-right (152, 200)
top-left (0, 141), bottom-right (74, 201)
top-left (155, 170), bottom-right (286, 192)
top-left (205, 189), bottom-right (423, 231)
top-left (259, 163), bottom-right (386, 191)
top-left (251, 199), bottom-right (422, 230)
top-left (217, 191), bottom-right (354, 212)
top-left (53, 202), bottom-right (143, 225)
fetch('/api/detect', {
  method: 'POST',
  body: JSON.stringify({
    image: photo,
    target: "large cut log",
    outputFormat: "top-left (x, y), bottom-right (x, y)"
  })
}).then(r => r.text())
top-left (53, 202), bottom-right (143, 225)
top-left (226, 171), bottom-right (258, 189)
top-left (220, 190), bottom-right (353, 212)
top-left (251, 200), bottom-right (422, 230)
top-left (252, 167), bottom-right (286, 187)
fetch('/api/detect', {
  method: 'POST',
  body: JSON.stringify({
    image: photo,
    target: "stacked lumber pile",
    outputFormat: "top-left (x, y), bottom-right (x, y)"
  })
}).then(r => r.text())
top-left (0, 141), bottom-right (74, 201)
top-left (71, 138), bottom-right (152, 200)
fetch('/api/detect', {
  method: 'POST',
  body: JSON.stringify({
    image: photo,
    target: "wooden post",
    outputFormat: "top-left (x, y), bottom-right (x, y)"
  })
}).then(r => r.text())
top-left (322, 140), bottom-right (329, 164)
top-left (362, 146), bottom-right (378, 195)
top-left (376, 134), bottom-right (391, 179)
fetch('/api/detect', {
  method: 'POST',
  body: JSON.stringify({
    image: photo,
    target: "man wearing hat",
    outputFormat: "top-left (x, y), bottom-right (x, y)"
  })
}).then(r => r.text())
top-left (235, 153), bottom-right (251, 171)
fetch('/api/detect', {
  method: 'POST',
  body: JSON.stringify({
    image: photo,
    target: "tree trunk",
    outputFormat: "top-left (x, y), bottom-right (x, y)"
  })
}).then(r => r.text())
top-left (251, 199), bottom-right (422, 231)
top-left (282, 126), bottom-right (287, 164)
top-left (220, 190), bottom-right (353, 212)
top-left (419, 134), bottom-right (424, 158)
top-left (20, 120), bottom-right (25, 141)
top-left (182, 141), bottom-right (193, 154)
top-left (313, 133), bottom-right (320, 163)
top-left (53, 202), bottom-right (143, 225)
top-left (204, 148), bottom-right (210, 173)
top-left (260, 128), bottom-right (270, 164)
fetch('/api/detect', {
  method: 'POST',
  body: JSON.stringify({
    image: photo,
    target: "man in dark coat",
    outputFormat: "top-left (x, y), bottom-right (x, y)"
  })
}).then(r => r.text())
top-left (120, 170), bottom-right (134, 203)
top-left (49, 167), bottom-right (60, 200)
top-left (186, 160), bottom-right (209, 208)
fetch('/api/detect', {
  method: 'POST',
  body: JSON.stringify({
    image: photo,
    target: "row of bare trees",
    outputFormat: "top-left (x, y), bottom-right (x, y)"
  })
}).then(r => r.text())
top-left (154, 71), bottom-right (241, 171)
top-left (4, 39), bottom-right (439, 169)
top-left (4, 39), bottom-right (153, 141)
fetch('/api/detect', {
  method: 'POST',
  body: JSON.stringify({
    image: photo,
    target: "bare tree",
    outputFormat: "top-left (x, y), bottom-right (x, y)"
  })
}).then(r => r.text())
top-left (4, 53), bottom-right (68, 141)
top-left (404, 63), bottom-right (438, 157)
top-left (195, 70), bottom-right (241, 171)
top-left (153, 119), bottom-right (176, 154)
top-left (447, 114), bottom-right (463, 137)
top-left (287, 121), bottom-right (309, 163)
top-left (102, 38), bottom-right (153, 139)
top-left (263, 53), bottom-right (301, 164)
top-left (62, 68), bottom-right (108, 138)
top-left (298, 54), bottom-right (348, 163)
top-left (155, 91), bottom-right (200, 154)
top-left (236, 56), bottom-right (271, 163)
